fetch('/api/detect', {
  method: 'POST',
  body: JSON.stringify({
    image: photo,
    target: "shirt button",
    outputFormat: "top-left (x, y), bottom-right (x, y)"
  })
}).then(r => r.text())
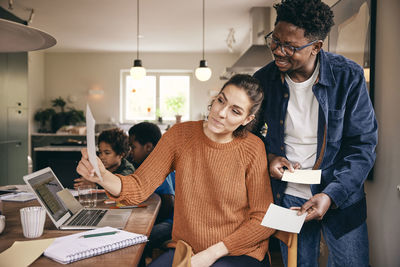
top-left (284, 93), bottom-right (289, 98)
top-left (280, 146), bottom-right (284, 151)
top-left (276, 193), bottom-right (281, 199)
top-left (280, 120), bottom-right (283, 125)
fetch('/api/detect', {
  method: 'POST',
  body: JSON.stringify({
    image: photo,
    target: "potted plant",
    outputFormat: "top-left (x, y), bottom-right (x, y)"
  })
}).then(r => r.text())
top-left (65, 108), bottom-right (85, 125)
top-left (165, 95), bottom-right (185, 123)
top-left (155, 108), bottom-right (163, 124)
top-left (51, 97), bottom-right (68, 132)
top-left (34, 108), bottom-right (56, 133)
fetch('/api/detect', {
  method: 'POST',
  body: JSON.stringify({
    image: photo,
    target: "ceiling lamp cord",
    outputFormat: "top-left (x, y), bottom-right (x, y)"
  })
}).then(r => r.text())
top-left (195, 0), bottom-right (212, 82)
top-left (202, 0), bottom-right (205, 61)
top-left (136, 0), bottom-right (139, 60)
top-left (130, 0), bottom-right (146, 80)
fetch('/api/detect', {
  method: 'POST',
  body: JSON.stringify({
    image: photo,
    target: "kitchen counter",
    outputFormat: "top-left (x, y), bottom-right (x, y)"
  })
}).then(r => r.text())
top-left (33, 145), bottom-right (84, 152)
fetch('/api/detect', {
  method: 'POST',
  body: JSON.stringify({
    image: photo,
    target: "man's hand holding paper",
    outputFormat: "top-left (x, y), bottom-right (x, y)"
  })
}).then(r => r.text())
top-left (282, 169), bottom-right (321, 184)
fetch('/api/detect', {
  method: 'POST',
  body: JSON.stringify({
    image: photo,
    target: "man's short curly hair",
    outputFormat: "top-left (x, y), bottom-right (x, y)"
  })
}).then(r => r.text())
top-left (274, 0), bottom-right (334, 41)
top-left (98, 128), bottom-right (130, 157)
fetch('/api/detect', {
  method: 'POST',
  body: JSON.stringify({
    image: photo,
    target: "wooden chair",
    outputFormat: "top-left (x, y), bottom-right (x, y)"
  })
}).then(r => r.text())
top-left (273, 231), bottom-right (298, 267)
top-left (166, 232), bottom-right (298, 267)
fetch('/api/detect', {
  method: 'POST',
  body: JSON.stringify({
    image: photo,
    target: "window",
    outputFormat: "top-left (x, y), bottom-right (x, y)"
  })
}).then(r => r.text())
top-left (120, 70), bottom-right (191, 123)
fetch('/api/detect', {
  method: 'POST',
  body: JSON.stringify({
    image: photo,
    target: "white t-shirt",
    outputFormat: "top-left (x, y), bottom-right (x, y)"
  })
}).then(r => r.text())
top-left (283, 61), bottom-right (320, 200)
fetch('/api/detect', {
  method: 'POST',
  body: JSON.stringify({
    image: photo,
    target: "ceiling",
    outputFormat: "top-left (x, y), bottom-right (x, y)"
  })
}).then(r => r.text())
top-left (0, 0), bottom-right (276, 53)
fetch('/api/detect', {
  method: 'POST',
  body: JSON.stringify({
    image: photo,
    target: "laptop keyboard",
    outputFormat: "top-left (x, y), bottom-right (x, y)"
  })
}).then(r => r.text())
top-left (67, 209), bottom-right (107, 226)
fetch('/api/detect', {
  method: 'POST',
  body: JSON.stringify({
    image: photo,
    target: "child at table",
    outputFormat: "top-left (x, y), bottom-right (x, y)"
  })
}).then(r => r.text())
top-left (74, 127), bottom-right (134, 188)
top-left (77, 74), bottom-right (275, 267)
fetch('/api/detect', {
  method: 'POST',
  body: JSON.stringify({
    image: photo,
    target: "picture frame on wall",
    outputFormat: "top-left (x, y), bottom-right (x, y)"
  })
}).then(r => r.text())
top-left (328, 0), bottom-right (376, 104)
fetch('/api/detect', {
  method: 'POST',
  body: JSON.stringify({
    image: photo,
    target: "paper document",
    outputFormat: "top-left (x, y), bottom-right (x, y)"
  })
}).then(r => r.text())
top-left (1, 192), bottom-right (36, 202)
top-left (86, 104), bottom-right (102, 181)
top-left (0, 238), bottom-right (54, 267)
top-left (282, 169), bottom-right (321, 184)
top-left (261, 204), bottom-right (306, 233)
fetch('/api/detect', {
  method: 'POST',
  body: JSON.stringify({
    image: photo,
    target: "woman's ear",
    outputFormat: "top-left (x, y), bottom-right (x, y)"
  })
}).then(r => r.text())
top-left (242, 114), bottom-right (255, 126)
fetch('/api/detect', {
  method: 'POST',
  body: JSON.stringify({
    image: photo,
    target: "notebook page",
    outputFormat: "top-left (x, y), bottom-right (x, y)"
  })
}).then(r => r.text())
top-left (44, 226), bottom-right (147, 264)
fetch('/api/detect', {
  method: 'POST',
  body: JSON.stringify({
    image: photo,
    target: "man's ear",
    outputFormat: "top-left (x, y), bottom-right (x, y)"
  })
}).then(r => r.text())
top-left (242, 114), bottom-right (255, 126)
top-left (312, 41), bottom-right (323, 56)
top-left (144, 142), bottom-right (154, 153)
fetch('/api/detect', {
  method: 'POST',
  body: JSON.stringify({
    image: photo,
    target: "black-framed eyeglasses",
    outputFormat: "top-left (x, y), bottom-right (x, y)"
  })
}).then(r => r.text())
top-left (264, 32), bottom-right (319, 57)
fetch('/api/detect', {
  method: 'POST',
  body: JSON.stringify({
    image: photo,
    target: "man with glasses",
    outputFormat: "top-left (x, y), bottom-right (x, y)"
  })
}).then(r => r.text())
top-left (254, 0), bottom-right (377, 266)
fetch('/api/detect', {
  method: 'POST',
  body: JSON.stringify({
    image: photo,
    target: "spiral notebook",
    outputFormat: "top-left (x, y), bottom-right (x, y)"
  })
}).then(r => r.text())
top-left (44, 226), bottom-right (147, 264)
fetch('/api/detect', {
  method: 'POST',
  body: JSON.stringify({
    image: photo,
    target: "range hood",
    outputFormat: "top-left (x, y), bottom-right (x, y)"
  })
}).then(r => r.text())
top-left (221, 7), bottom-right (274, 79)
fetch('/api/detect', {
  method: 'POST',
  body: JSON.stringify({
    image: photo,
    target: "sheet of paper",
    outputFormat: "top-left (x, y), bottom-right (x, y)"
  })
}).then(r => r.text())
top-left (282, 169), bottom-right (321, 184)
top-left (0, 238), bottom-right (54, 267)
top-left (57, 189), bottom-right (82, 214)
top-left (68, 188), bottom-right (79, 197)
top-left (0, 184), bottom-right (31, 192)
top-left (86, 104), bottom-right (102, 181)
top-left (261, 204), bottom-right (306, 233)
top-left (1, 192), bottom-right (36, 202)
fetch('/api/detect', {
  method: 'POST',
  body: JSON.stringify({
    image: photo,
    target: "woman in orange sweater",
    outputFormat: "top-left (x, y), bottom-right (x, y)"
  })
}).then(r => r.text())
top-left (77, 74), bottom-right (275, 267)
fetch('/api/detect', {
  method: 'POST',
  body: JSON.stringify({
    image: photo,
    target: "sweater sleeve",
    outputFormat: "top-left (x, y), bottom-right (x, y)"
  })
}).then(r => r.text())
top-left (222, 140), bottom-right (275, 255)
top-left (106, 125), bottom-right (178, 205)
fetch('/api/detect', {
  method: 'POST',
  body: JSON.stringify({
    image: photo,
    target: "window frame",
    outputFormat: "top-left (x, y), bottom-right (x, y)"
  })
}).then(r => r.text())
top-left (120, 69), bottom-right (192, 123)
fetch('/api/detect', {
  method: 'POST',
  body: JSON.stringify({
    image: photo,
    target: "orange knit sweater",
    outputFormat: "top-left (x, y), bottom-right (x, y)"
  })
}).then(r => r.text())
top-left (108, 121), bottom-right (275, 261)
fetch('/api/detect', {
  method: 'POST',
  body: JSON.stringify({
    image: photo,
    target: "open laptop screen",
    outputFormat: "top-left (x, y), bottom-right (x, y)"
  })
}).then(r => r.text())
top-left (26, 169), bottom-right (69, 221)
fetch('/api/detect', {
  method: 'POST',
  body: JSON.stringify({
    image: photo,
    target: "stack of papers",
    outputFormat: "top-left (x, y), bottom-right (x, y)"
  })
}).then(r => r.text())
top-left (1, 192), bottom-right (36, 202)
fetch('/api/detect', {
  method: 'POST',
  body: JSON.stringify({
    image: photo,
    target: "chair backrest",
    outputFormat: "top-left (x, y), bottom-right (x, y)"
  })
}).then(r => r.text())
top-left (167, 232), bottom-right (298, 267)
top-left (171, 240), bottom-right (192, 267)
top-left (273, 231), bottom-right (298, 267)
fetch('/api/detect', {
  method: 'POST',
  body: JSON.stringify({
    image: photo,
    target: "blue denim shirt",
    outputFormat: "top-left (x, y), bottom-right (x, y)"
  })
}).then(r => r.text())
top-left (254, 49), bottom-right (378, 238)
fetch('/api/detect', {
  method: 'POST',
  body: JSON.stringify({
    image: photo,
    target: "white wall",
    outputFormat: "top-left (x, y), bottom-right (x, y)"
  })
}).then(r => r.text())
top-left (40, 52), bottom-right (238, 124)
top-left (365, 0), bottom-right (400, 266)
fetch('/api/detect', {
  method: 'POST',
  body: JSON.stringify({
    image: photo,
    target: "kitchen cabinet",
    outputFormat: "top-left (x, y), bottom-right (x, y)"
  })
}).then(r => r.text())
top-left (0, 52), bottom-right (29, 186)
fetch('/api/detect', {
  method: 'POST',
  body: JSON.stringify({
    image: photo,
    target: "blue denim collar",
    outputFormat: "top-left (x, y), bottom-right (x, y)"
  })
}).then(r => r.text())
top-left (270, 49), bottom-right (336, 88)
top-left (318, 49), bottom-right (336, 87)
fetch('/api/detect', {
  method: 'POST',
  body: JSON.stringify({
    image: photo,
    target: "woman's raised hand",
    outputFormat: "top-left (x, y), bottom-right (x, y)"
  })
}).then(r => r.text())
top-left (76, 148), bottom-right (106, 184)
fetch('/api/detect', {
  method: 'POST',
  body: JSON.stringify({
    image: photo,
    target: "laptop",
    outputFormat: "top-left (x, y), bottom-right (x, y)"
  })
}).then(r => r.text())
top-left (23, 167), bottom-right (131, 230)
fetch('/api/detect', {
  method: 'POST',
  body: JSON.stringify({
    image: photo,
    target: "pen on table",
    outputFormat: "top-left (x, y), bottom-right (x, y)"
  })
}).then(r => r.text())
top-left (79, 231), bottom-right (119, 238)
top-left (110, 204), bottom-right (148, 209)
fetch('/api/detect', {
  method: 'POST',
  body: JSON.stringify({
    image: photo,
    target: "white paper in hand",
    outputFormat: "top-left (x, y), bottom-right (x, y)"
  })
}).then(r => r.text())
top-left (86, 104), bottom-right (102, 181)
top-left (261, 204), bottom-right (306, 233)
top-left (282, 169), bottom-right (321, 184)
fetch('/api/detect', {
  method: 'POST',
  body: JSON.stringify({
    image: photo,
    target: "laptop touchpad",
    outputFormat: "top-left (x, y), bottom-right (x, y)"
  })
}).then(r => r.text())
top-left (107, 215), bottom-right (125, 220)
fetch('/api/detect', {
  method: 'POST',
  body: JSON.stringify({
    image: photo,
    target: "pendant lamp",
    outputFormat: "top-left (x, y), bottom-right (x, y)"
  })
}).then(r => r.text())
top-left (0, 18), bottom-right (56, 52)
top-left (130, 0), bottom-right (146, 80)
top-left (195, 0), bottom-right (212, 81)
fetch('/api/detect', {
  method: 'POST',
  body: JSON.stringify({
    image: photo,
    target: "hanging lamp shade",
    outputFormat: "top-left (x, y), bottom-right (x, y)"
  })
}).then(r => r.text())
top-left (130, 59), bottom-right (146, 80)
top-left (195, 0), bottom-right (211, 82)
top-left (130, 0), bottom-right (145, 80)
top-left (195, 59), bottom-right (212, 81)
top-left (0, 18), bottom-right (56, 52)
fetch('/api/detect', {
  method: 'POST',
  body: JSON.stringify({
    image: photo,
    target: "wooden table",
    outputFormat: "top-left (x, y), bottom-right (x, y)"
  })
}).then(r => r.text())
top-left (0, 193), bottom-right (161, 266)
